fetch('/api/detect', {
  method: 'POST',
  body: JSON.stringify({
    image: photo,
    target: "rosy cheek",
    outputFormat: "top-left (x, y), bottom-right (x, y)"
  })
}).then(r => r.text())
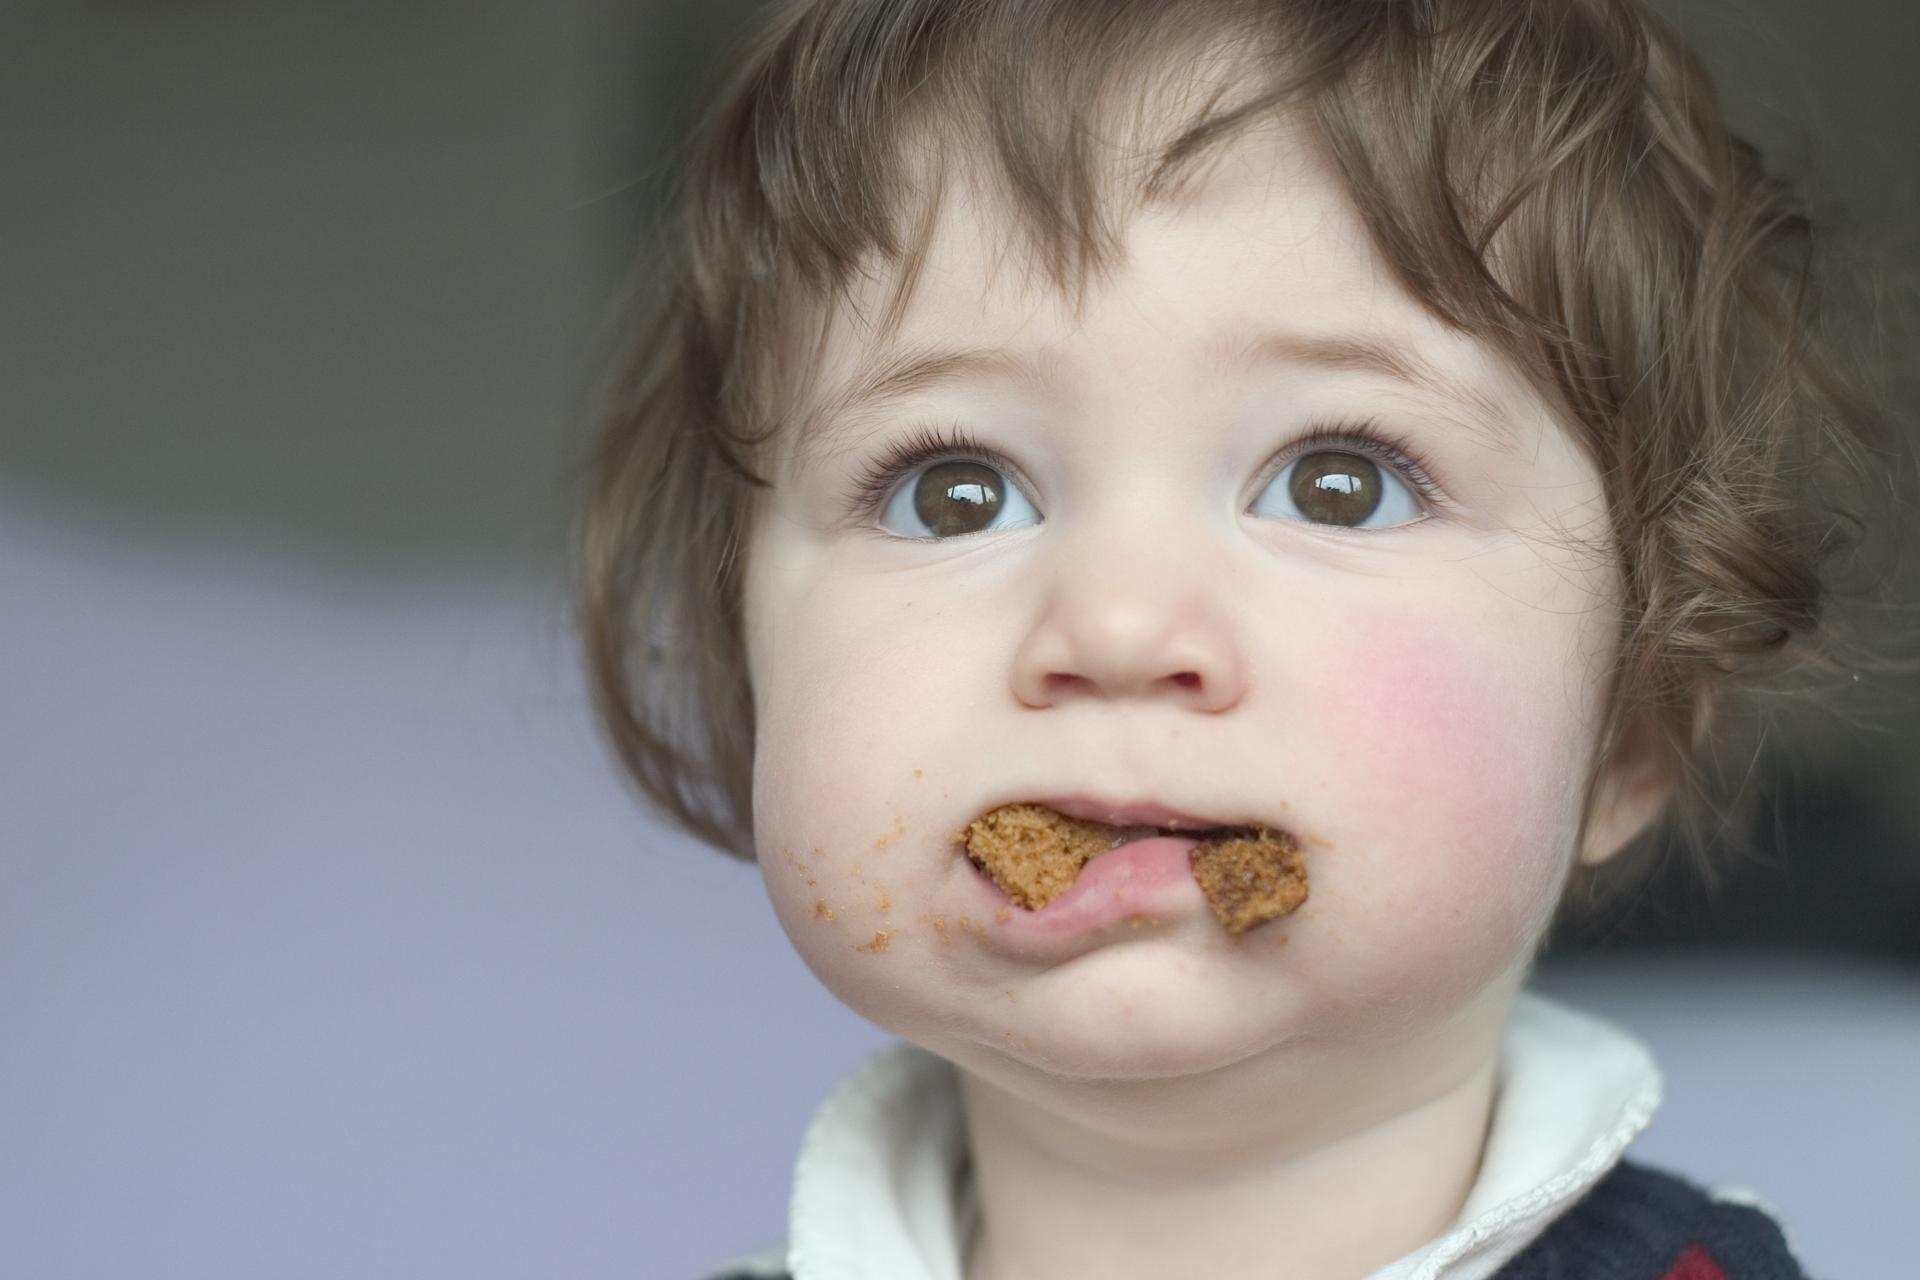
top-left (1309, 619), bottom-right (1569, 941)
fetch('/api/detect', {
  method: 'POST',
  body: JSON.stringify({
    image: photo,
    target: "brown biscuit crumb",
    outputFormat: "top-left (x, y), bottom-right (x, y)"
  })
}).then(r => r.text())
top-left (961, 802), bottom-right (1309, 934)
top-left (1189, 828), bottom-right (1308, 936)
top-left (959, 803), bottom-right (1116, 909)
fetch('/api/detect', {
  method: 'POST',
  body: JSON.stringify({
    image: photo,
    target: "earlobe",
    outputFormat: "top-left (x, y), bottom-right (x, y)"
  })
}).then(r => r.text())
top-left (1576, 711), bottom-right (1680, 868)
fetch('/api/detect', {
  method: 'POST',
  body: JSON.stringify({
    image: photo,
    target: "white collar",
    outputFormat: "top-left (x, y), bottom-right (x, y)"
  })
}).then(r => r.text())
top-left (721, 989), bottom-right (1662, 1280)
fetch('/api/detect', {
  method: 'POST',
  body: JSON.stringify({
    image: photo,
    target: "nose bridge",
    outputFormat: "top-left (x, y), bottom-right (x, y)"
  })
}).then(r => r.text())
top-left (1012, 494), bottom-right (1247, 709)
top-left (1057, 489), bottom-right (1205, 601)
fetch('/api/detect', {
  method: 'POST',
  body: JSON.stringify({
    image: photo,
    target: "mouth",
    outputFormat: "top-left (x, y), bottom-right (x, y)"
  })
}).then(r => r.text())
top-left (1087, 821), bottom-right (1257, 849)
top-left (955, 799), bottom-right (1308, 936)
top-left (1034, 794), bottom-right (1255, 836)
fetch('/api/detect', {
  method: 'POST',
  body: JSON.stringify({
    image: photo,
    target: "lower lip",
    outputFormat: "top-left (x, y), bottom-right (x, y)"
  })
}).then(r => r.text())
top-left (964, 836), bottom-right (1202, 938)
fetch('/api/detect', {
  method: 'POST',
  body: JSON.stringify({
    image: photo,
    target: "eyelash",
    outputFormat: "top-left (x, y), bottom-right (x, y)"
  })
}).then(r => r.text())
top-left (843, 418), bottom-right (1448, 531)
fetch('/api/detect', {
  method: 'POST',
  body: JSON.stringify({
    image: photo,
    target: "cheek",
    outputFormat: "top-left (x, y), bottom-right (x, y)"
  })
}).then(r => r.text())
top-left (1324, 627), bottom-right (1552, 854)
top-left (744, 572), bottom-right (959, 960)
top-left (1306, 618), bottom-right (1582, 986)
top-left (750, 600), bottom-right (904, 860)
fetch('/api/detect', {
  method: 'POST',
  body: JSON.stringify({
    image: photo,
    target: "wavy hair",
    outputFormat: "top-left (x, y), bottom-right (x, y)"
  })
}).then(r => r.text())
top-left (572, 0), bottom-right (1910, 930)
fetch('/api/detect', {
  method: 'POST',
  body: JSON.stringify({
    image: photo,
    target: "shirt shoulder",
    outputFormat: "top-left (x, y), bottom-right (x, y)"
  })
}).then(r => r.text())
top-left (1494, 1158), bottom-right (1810, 1279)
top-left (694, 1242), bottom-right (791, 1280)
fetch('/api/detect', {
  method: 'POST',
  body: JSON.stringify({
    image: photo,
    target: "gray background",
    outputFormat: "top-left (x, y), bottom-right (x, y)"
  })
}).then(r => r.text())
top-left (2, 2), bottom-right (1915, 1277)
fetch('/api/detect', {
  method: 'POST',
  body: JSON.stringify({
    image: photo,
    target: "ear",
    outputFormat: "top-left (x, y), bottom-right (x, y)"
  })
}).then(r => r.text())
top-left (1576, 706), bottom-right (1682, 868)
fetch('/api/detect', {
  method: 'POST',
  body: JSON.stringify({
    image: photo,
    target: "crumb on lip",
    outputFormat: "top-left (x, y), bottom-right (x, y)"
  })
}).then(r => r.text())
top-left (958, 802), bottom-right (1308, 931)
top-left (1189, 833), bottom-right (1309, 936)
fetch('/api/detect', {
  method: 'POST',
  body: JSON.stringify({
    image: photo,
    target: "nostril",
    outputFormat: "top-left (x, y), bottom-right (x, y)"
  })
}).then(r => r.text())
top-left (1172, 672), bottom-right (1201, 689)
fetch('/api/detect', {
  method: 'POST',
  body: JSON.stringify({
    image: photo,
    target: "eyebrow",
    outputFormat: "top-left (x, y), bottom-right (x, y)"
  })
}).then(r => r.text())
top-left (789, 327), bottom-right (1520, 473)
top-left (790, 342), bottom-right (1061, 473)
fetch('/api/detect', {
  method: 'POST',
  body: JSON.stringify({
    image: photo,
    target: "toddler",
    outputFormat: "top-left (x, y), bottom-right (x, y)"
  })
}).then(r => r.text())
top-left (575, 0), bottom-right (1903, 1276)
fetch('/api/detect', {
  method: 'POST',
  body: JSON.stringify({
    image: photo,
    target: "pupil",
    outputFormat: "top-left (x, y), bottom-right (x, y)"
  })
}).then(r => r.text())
top-left (1289, 451), bottom-right (1380, 526)
top-left (915, 460), bottom-right (1002, 537)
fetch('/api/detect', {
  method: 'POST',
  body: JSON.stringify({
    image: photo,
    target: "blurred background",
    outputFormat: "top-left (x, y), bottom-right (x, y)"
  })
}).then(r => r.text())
top-left (1, 2), bottom-right (1914, 1277)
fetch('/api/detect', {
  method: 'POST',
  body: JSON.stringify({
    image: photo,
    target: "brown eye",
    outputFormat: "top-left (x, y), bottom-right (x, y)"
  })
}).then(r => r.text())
top-left (1290, 452), bottom-right (1381, 526)
top-left (912, 460), bottom-right (1005, 538)
top-left (1254, 446), bottom-right (1422, 530)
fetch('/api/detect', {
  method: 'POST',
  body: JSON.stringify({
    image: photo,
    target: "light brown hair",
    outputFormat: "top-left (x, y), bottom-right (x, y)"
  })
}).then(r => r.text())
top-left (572, 0), bottom-right (1910, 930)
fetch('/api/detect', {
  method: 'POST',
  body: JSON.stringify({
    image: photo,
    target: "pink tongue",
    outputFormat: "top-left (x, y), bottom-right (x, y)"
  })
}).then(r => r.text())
top-left (1035, 834), bottom-right (1198, 917)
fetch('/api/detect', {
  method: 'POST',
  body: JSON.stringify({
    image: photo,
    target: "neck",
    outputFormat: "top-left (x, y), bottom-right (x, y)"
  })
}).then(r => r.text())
top-left (957, 996), bottom-right (1510, 1280)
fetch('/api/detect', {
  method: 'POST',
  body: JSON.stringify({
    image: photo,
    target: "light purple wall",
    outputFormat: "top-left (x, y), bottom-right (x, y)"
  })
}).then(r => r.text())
top-left (0, 490), bottom-right (877, 1277)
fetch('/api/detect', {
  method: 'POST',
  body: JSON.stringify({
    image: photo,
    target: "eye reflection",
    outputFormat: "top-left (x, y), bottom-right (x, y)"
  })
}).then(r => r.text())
top-left (870, 442), bottom-right (1424, 539)
top-left (885, 459), bottom-right (1039, 539)
top-left (1258, 449), bottom-right (1421, 530)
top-left (1292, 453), bottom-right (1380, 526)
top-left (914, 462), bottom-right (1001, 537)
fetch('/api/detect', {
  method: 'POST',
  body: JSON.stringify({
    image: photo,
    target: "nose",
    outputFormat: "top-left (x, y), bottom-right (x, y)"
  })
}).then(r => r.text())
top-left (1009, 531), bottom-right (1248, 713)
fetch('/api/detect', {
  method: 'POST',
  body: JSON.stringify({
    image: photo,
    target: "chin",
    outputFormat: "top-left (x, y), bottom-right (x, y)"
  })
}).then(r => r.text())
top-left (973, 973), bottom-right (1283, 1084)
top-left (1004, 1031), bottom-right (1270, 1085)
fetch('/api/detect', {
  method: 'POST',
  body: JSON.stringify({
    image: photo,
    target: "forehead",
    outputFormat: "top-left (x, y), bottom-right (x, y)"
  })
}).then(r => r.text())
top-left (776, 121), bottom-right (1531, 477)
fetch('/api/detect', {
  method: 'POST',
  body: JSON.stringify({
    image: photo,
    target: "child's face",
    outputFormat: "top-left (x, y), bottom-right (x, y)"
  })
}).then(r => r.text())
top-left (741, 121), bottom-right (1623, 1084)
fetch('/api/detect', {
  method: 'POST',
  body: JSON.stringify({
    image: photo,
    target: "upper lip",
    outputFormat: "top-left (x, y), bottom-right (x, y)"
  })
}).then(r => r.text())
top-left (1031, 794), bottom-right (1246, 833)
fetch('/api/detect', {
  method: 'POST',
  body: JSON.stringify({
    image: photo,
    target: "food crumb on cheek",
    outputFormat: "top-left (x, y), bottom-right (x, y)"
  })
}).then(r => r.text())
top-left (814, 899), bottom-right (835, 921)
top-left (855, 929), bottom-right (895, 954)
top-left (779, 845), bottom-right (822, 886)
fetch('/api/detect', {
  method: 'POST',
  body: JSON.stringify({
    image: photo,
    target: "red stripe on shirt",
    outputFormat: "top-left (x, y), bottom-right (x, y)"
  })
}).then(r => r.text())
top-left (1659, 1245), bottom-right (1729, 1280)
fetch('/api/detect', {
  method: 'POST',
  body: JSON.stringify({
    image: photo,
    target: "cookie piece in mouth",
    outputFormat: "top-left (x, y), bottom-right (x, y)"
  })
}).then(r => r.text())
top-left (956, 803), bottom-right (1116, 911)
top-left (1187, 828), bottom-right (1308, 936)
top-left (958, 802), bottom-right (1308, 934)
